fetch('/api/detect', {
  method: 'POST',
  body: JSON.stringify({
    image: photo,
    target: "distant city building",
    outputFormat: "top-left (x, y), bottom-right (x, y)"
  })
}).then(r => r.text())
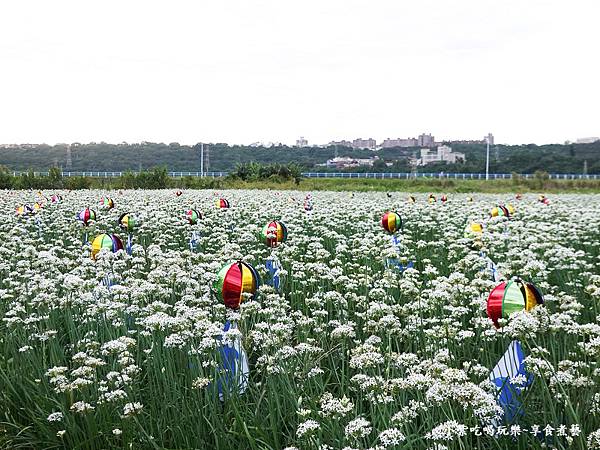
top-left (417, 145), bottom-right (465, 166)
top-left (444, 134), bottom-right (493, 145)
top-left (381, 137), bottom-right (418, 148)
top-left (447, 139), bottom-right (486, 145)
top-left (352, 138), bottom-right (376, 150)
top-left (326, 156), bottom-right (379, 169)
top-left (296, 137), bottom-right (309, 147)
top-left (576, 137), bottom-right (600, 144)
top-left (328, 140), bottom-right (353, 148)
top-left (249, 141), bottom-right (283, 147)
top-left (418, 133), bottom-right (435, 147)
top-left (1, 143), bottom-right (38, 148)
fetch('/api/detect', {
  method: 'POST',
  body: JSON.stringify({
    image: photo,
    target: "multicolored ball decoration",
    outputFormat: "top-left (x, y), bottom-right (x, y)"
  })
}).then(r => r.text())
top-left (214, 261), bottom-right (261, 309)
top-left (515, 193), bottom-right (523, 200)
top-left (491, 205), bottom-right (510, 218)
top-left (538, 195), bottom-right (550, 205)
top-left (78, 208), bottom-right (97, 226)
top-left (176, 190), bottom-right (183, 197)
top-left (185, 209), bottom-right (201, 225)
top-left (407, 195), bottom-right (416, 203)
top-left (16, 205), bottom-right (34, 216)
top-left (91, 233), bottom-right (124, 259)
top-left (118, 212), bottom-right (135, 232)
top-left (261, 221), bottom-right (288, 248)
top-left (466, 196), bottom-right (474, 202)
top-left (441, 195), bottom-right (448, 203)
top-left (304, 194), bottom-right (313, 212)
top-left (428, 194), bottom-right (436, 204)
top-left (51, 194), bottom-right (62, 204)
top-left (381, 211), bottom-right (402, 234)
top-left (465, 222), bottom-right (483, 235)
top-left (216, 198), bottom-right (230, 209)
top-left (486, 279), bottom-right (544, 327)
top-left (100, 197), bottom-right (115, 210)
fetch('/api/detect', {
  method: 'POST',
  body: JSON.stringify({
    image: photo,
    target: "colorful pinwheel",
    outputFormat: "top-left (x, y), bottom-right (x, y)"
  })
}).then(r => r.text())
top-left (261, 221), bottom-right (288, 248)
top-left (216, 198), bottom-right (230, 209)
top-left (185, 209), bottom-right (201, 225)
top-left (91, 233), bottom-right (124, 259)
top-left (77, 208), bottom-right (97, 226)
top-left (487, 279), bottom-right (544, 327)
top-left (214, 261), bottom-right (260, 310)
top-left (381, 211), bottom-right (402, 234)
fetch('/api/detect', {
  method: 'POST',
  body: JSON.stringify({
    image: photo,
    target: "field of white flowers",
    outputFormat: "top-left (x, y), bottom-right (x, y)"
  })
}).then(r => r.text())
top-left (1, 190), bottom-right (600, 450)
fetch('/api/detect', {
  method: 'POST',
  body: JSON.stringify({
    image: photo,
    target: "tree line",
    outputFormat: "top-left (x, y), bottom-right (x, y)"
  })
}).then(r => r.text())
top-left (0, 141), bottom-right (598, 174)
top-left (0, 163), bottom-right (304, 190)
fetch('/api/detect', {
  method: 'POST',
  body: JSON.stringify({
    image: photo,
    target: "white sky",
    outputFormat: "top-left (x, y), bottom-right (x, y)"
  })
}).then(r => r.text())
top-left (0, 0), bottom-right (598, 146)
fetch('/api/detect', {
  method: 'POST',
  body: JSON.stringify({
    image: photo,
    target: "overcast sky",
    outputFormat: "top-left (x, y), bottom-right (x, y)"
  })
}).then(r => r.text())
top-left (0, 0), bottom-right (598, 146)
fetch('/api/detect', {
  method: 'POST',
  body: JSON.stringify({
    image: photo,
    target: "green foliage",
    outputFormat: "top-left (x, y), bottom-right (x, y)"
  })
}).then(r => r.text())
top-left (0, 167), bottom-right (171, 190)
top-left (114, 167), bottom-right (169, 189)
top-left (64, 176), bottom-right (92, 190)
top-left (1, 168), bottom-right (600, 193)
top-left (0, 165), bottom-right (12, 189)
top-left (228, 163), bottom-right (303, 184)
top-left (48, 167), bottom-right (63, 188)
top-left (2, 141), bottom-right (599, 174)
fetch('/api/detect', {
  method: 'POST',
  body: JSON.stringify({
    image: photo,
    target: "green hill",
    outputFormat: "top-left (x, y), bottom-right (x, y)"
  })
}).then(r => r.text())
top-left (0, 141), bottom-right (598, 174)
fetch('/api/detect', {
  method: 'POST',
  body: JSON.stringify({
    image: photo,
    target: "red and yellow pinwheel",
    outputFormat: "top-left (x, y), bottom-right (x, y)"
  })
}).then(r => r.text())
top-left (214, 261), bottom-right (261, 309)
top-left (381, 211), bottom-right (402, 234)
top-left (487, 279), bottom-right (544, 327)
top-left (261, 221), bottom-right (288, 248)
top-left (216, 198), bottom-right (230, 209)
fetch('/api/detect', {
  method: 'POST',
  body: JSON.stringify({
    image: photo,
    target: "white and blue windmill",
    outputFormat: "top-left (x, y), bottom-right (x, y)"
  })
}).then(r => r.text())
top-left (265, 254), bottom-right (283, 290)
top-left (216, 321), bottom-right (249, 401)
top-left (489, 340), bottom-right (533, 424)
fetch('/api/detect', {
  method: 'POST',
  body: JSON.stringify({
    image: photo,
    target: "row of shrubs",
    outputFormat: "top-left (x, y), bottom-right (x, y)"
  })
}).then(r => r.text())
top-left (0, 164), bottom-right (304, 190)
top-left (1, 166), bottom-right (598, 191)
top-left (226, 162), bottom-right (303, 184)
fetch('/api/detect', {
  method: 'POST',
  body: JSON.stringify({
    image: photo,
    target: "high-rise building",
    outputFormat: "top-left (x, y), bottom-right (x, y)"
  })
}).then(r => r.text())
top-left (576, 137), bottom-right (599, 144)
top-left (352, 138), bottom-right (376, 150)
top-left (418, 133), bottom-right (435, 147)
top-left (381, 138), bottom-right (418, 148)
top-left (328, 140), bottom-right (353, 148)
top-left (296, 137), bottom-right (309, 147)
top-left (417, 145), bottom-right (466, 166)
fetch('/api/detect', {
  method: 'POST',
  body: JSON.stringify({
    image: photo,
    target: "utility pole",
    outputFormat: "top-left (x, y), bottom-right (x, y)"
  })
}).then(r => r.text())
top-left (66, 144), bottom-right (72, 170)
top-left (205, 144), bottom-right (210, 173)
top-left (485, 135), bottom-right (490, 180)
top-left (200, 143), bottom-right (204, 177)
top-left (411, 152), bottom-right (418, 179)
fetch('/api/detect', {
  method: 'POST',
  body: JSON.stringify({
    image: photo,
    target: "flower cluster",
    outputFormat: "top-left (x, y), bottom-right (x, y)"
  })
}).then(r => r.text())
top-left (0, 190), bottom-right (598, 449)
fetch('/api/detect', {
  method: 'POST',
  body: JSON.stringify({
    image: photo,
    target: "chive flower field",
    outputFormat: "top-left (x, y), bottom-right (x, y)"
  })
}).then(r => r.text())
top-left (1, 190), bottom-right (600, 450)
